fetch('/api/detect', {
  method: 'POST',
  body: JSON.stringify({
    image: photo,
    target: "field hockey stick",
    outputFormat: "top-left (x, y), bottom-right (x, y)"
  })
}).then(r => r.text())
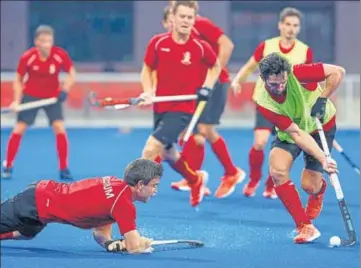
top-left (182, 101), bottom-right (207, 142)
top-left (315, 118), bottom-right (357, 246)
top-left (151, 239), bottom-right (204, 247)
top-left (88, 92), bottom-right (197, 110)
top-left (1, 97), bottom-right (58, 114)
top-left (333, 140), bottom-right (360, 175)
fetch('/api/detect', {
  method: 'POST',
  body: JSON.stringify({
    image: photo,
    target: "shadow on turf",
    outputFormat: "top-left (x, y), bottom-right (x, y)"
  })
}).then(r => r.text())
top-left (1, 245), bottom-right (215, 263)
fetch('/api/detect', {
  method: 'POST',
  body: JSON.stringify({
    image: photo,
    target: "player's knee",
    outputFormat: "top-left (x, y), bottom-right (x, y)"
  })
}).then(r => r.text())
top-left (13, 122), bottom-right (28, 135)
top-left (142, 140), bottom-right (163, 160)
top-left (197, 124), bottom-right (218, 142)
top-left (52, 120), bottom-right (65, 134)
top-left (301, 171), bottom-right (323, 194)
top-left (193, 134), bottom-right (206, 146)
top-left (269, 165), bottom-right (289, 185)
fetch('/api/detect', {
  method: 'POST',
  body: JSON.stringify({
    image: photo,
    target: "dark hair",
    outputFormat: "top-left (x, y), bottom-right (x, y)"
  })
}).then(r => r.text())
top-left (173, 1), bottom-right (198, 15)
top-left (163, 5), bottom-right (171, 22)
top-left (34, 25), bottom-right (54, 38)
top-left (124, 159), bottom-right (163, 186)
top-left (279, 7), bottom-right (303, 22)
top-left (259, 53), bottom-right (291, 81)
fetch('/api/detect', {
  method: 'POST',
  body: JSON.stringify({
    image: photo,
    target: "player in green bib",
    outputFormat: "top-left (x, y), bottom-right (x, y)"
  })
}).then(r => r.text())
top-left (256, 52), bottom-right (345, 244)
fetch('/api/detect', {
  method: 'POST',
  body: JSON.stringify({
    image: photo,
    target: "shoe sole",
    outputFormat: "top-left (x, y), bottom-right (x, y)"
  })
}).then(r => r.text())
top-left (215, 170), bottom-right (246, 199)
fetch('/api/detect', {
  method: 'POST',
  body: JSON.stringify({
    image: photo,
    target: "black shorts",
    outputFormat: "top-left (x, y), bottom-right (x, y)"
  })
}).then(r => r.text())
top-left (254, 108), bottom-right (275, 131)
top-left (0, 182), bottom-right (46, 238)
top-left (271, 125), bottom-right (336, 173)
top-left (17, 94), bottom-right (63, 126)
top-left (152, 112), bottom-right (192, 147)
top-left (198, 82), bottom-right (228, 125)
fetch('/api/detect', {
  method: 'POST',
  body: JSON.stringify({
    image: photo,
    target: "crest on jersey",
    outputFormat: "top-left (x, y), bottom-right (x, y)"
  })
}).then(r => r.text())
top-left (181, 52), bottom-right (191, 65)
top-left (49, 64), bottom-right (56, 74)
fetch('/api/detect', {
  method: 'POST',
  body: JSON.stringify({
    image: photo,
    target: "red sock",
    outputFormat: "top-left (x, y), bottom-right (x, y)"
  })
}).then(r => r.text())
top-left (249, 147), bottom-right (264, 183)
top-left (181, 135), bottom-right (204, 170)
top-left (211, 137), bottom-right (237, 176)
top-left (275, 181), bottom-right (311, 227)
top-left (56, 133), bottom-right (68, 170)
top-left (5, 133), bottom-right (22, 168)
top-left (171, 155), bottom-right (199, 184)
top-left (265, 174), bottom-right (275, 188)
top-left (0, 232), bottom-right (15, 240)
top-left (154, 155), bottom-right (162, 163)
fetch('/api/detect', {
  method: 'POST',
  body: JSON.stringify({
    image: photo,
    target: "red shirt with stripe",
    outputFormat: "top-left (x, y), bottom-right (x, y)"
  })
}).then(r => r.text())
top-left (35, 177), bottom-right (136, 235)
top-left (17, 46), bottom-right (73, 98)
top-left (253, 40), bottom-right (313, 63)
top-left (257, 63), bottom-right (336, 132)
top-left (144, 32), bottom-right (217, 114)
top-left (193, 15), bottom-right (230, 83)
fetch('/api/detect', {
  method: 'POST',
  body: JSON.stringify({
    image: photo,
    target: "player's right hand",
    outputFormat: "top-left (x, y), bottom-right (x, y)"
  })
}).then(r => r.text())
top-left (138, 92), bottom-right (154, 106)
top-left (322, 158), bottom-right (338, 174)
top-left (140, 236), bottom-right (153, 249)
top-left (9, 101), bottom-right (20, 112)
top-left (231, 81), bottom-right (242, 96)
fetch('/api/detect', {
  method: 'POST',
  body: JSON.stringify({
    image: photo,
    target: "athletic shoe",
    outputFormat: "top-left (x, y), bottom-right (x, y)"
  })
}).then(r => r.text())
top-left (294, 224), bottom-right (321, 244)
top-left (214, 167), bottom-right (246, 198)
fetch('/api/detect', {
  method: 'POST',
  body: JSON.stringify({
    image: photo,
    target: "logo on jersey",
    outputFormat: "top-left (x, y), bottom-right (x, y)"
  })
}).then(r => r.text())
top-left (33, 65), bottom-right (39, 71)
top-left (102, 176), bottom-right (115, 199)
top-left (49, 64), bottom-right (56, 74)
top-left (181, 52), bottom-right (191, 65)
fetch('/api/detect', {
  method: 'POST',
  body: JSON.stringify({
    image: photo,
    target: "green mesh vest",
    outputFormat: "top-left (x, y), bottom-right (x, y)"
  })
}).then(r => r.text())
top-left (256, 69), bottom-right (336, 143)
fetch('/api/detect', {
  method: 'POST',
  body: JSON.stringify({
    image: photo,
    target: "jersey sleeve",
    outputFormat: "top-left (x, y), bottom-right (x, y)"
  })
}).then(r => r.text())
top-left (201, 40), bottom-right (217, 67)
top-left (59, 49), bottom-right (73, 72)
top-left (305, 47), bottom-right (313, 64)
top-left (143, 36), bottom-right (159, 70)
top-left (16, 54), bottom-right (28, 77)
top-left (253, 41), bottom-right (265, 62)
top-left (195, 17), bottom-right (224, 44)
top-left (257, 105), bottom-right (293, 131)
top-left (293, 63), bottom-right (326, 84)
top-left (111, 197), bottom-right (136, 235)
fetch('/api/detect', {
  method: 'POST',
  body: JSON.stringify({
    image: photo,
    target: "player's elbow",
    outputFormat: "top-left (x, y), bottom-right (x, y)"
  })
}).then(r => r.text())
top-left (323, 64), bottom-right (346, 79)
top-left (218, 35), bottom-right (234, 52)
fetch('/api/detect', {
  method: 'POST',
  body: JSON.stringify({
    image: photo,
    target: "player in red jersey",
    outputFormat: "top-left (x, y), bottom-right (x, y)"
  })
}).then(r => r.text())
top-left (0, 159), bottom-right (162, 254)
top-left (167, 1), bottom-right (246, 199)
top-left (231, 8), bottom-right (313, 199)
top-left (1, 25), bottom-right (76, 180)
top-left (139, 1), bottom-right (221, 207)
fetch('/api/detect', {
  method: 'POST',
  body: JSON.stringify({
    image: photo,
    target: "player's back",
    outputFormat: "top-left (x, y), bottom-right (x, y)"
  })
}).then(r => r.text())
top-left (35, 176), bottom-right (131, 229)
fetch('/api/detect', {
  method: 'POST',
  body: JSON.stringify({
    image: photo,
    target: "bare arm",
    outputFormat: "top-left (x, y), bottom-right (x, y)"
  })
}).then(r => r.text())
top-left (93, 224), bottom-right (113, 248)
top-left (123, 230), bottom-right (152, 254)
top-left (202, 59), bottom-right (222, 89)
top-left (13, 73), bottom-right (24, 103)
top-left (62, 66), bottom-right (76, 92)
top-left (232, 56), bottom-right (259, 85)
top-left (140, 64), bottom-right (155, 95)
top-left (320, 64), bottom-right (346, 98)
top-left (285, 123), bottom-right (326, 164)
top-left (217, 35), bottom-right (234, 69)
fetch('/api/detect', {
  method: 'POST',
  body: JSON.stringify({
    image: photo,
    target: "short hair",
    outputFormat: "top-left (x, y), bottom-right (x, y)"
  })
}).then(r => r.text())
top-left (172, 0), bottom-right (199, 14)
top-left (34, 25), bottom-right (54, 38)
top-left (123, 159), bottom-right (163, 187)
top-left (163, 5), bottom-right (171, 22)
top-left (259, 53), bottom-right (291, 81)
top-left (279, 7), bottom-right (303, 22)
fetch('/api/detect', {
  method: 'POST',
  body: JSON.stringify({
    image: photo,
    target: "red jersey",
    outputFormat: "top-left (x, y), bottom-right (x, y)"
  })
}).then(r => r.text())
top-left (257, 63), bottom-right (336, 132)
top-left (193, 15), bottom-right (230, 83)
top-left (17, 46), bottom-right (73, 98)
top-left (144, 32), bottom-right (217, 114)
top-left (35, 177), bottom-right (136, 235)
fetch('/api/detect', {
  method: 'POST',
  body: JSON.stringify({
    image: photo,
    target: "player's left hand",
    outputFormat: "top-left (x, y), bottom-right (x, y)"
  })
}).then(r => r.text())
top-left (58, 90), bottom-right (68, 102)
top-left (322, 157), bottom-right (338, 175)
top-left (311, 97), bottom-right (327, 122)
top-left (104, 239), bottom-right (126, 252)
top-left (138, 92), bottom-right (154, 106)
top-left (197, 86), bottom-right (212, 101)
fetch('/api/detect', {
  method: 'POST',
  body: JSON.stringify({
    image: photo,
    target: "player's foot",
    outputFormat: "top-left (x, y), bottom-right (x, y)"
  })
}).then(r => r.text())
top-left (1, 161), bottom-right (12, 179)
top-left (293, 224), bottom-right (321, 244)
top-left (171, 178), bottom-right (211, 196)
top-left (214, 167), bottom-right (246, 198)
top-left (262, 186), bottom-right (278, 199)
top-left (305, 181), bottom-right (326, 219)
top-left (188, 170), bottom-right (209, 207)
top-left (60, 168), bottom-right (73, 180)
top-left (242, 180), bottom-right (260, 197)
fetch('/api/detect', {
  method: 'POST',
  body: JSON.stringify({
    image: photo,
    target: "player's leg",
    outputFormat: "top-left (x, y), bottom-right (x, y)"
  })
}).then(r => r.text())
top-left (44, 101), bottom-right (72, 180)
top-left (270, 140), bottom-right (320, 244)
top-left (243, 109), bottom-right (275, 198)
top-left (1, 183), bottom-right (46, 240)
top-left (302, 125), bottom-right (336, 220)
top-left (2, 95), bottom-right (38, 179)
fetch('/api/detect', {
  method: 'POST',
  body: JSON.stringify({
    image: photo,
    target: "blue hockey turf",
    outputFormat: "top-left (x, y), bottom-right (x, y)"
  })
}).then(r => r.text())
top-left (1, 128), bottom-right (359, 268)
